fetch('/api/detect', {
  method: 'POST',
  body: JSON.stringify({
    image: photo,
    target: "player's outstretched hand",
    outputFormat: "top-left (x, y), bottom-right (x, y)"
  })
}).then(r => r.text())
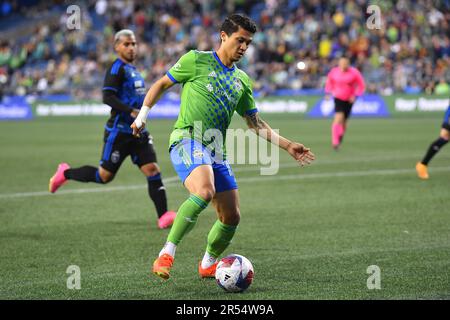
top-left (287, 142), bottom-right (315, 167)
top-left (131, 121), bottom-right (145, 137)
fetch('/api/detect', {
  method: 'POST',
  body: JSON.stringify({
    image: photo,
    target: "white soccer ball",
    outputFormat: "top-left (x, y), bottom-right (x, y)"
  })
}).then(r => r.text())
top-left (215, 254), bottom-right (254, 293)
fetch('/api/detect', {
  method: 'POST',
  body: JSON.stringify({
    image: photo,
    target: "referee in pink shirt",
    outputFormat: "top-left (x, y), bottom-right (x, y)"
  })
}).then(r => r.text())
top-left (325, 57), bottom-right (365, 150)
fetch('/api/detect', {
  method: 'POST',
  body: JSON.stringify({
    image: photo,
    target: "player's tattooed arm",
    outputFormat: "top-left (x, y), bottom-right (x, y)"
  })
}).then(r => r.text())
top-left (244, 111), bottom-right (267, 131)
top-left (245, 111), bottom-right (283, 145)
top-left (244, 111), bottom-right (315, 166)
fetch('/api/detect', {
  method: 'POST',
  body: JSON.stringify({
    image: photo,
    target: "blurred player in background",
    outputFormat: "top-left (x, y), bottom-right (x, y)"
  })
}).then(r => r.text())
top-left (325, 57), bottom-right (365, 150)
top-left (49, 30), bottom-right (176, 229)
top-left (416, 105), bottom-right (450, 180)
top-left (131, 14), bottom-right (315, 280)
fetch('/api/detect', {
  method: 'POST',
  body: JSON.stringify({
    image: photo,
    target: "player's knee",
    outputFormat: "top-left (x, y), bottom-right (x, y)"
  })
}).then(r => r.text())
top-left (229, 211), bottom-right (241, 226)
top-left (196, 186), bottom-right (215, 203)
top-left (143, 163), bottom-right (160, 176)
top-left (101, 175), bottom-right (114, 183)
top-left (221, 208), bottom-right (240, 226)
top-left (99, 170), bottom-right (114, 183)
top-left (440, 131), bottom-right (450, 141)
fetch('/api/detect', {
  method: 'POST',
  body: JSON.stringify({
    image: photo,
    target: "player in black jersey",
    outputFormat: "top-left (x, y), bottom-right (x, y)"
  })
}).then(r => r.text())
top-left (49, 30), bottom-right (176, 229)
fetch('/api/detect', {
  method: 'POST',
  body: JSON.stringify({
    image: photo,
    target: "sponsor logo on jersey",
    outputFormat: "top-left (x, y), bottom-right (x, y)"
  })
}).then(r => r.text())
top-left (215, 87), bottom-right (237, 105)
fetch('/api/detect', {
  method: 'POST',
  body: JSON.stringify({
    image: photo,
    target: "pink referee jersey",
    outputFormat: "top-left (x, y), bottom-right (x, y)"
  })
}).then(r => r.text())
top-left (325, 66), bottom-right (365, 101)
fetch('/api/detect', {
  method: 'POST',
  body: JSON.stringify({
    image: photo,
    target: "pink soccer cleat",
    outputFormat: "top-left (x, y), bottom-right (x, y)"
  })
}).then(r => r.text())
top-left (158, 211), bottom-right (176, 229)
top-left (49, 163), bottom-right (70, 193)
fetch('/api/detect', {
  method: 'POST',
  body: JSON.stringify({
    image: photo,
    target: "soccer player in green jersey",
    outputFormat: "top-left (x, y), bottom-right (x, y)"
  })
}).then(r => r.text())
top-left (131, 14), bottom-right (315, 280)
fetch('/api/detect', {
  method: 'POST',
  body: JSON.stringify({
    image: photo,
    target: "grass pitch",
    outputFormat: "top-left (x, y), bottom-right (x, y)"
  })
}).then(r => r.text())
top-left (0, 113), bottom-right (449, 299)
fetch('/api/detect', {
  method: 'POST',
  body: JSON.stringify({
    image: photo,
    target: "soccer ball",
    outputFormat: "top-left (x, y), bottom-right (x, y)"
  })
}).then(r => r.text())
top-left (215, 254), bottom-right (254, 293)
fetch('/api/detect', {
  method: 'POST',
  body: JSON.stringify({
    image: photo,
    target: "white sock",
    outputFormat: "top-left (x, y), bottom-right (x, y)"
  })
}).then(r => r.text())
top-left (201, 251), bottom-right (217, 269)
top-left (159, 241), bottom-right (176, 257)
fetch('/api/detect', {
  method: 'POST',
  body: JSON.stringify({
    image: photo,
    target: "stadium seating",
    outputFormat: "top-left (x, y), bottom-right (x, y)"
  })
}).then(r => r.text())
top-left (0, 0), bottom-right (448, 99)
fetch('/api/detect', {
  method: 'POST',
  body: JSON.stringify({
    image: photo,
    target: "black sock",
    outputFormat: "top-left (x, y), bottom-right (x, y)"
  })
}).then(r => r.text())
top-left (147, 173), bottom-right (168, 218)
top-left (421, 137), bottom-right (448, 165)
top-left (64, 166), bottom-right (104, 183)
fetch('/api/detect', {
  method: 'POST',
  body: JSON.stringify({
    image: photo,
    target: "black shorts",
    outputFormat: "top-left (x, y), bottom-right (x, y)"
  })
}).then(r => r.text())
top-left (443, 122), bottom-right (450, 131)
top-left (100, 130), bottom-right (157, 173)
top-left (442, 107), bottom-right (450, 131)
top-left (334, 98), bottom-right (354, 119)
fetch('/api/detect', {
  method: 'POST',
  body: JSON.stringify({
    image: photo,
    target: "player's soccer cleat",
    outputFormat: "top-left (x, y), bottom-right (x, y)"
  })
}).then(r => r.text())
top-left (416, 162), bottom-right (429, 180)
top-left (198, 261), bottom-right (218, 278)
top-left (152, 253), bottom-right (174, 280)
top-left (158, 211), bottom-right (177, 229)
top-left (49, 163), bottom-right (70, 193)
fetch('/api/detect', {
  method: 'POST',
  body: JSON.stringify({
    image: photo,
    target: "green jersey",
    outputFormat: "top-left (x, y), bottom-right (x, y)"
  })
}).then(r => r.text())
top-left (166, 50), bottom-right (258, 152)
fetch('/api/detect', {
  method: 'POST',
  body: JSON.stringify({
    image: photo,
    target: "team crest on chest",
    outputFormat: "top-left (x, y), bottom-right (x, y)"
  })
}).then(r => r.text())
top-left (233, 79), bottom-right (243, 92)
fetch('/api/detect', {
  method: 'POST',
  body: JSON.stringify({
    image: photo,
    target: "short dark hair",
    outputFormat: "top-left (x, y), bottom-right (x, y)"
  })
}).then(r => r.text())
top-left (220, 14), bottom-right (257, 36)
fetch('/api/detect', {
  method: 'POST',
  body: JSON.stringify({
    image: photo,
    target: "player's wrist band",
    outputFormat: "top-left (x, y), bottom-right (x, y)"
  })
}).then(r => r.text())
top-left (135, 105), bottom-right (151, 128)
top-left (134, 117), bottom-right (143, 128)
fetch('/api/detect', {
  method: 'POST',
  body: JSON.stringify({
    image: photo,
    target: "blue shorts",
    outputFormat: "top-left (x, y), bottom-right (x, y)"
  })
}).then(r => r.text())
top-left (170, 138), bottom-right (238, 193)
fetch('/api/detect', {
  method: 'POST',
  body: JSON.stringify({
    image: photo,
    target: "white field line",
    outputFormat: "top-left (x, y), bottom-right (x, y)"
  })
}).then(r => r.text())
top-left (0, 176), bottom-right (178, 199)
top-left (235, 166), bottom-right (450, 183)
top-left (0, 153), bottom-right (428, 199)
top-left (231, 153), bottom-right (448, 173)
top-left (1, 165), bottom-right (449, 200)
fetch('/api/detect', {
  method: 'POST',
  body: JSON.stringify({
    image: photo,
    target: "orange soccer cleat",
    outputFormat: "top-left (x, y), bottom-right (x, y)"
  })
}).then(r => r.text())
top-left (198, 261), bottom-right (218, 278)
top-left (415, 162), bottom-right (429, 180)
top-left (152, 253), bottom-right (174, 280)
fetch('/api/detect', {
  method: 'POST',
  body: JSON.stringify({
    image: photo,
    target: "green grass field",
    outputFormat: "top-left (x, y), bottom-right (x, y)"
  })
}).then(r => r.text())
top-left (0, 113), bottom-right (449, 300)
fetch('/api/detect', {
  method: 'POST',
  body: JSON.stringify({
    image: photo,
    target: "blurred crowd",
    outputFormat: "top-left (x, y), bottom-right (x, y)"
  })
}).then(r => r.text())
top-left (0, 0), bottom-right (449, 100)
